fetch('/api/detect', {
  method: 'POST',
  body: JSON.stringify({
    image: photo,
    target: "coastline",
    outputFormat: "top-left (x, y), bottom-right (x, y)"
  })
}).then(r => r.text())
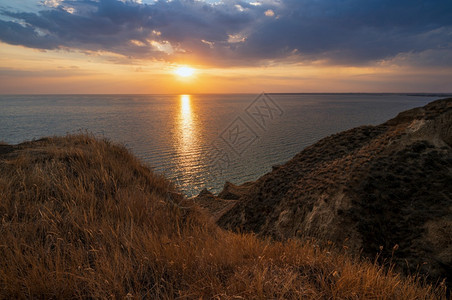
top-left (0, 99), bottom-right (450, 298)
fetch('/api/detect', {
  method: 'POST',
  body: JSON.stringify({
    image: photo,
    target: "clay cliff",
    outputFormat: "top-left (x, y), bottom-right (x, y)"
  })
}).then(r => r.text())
top-left (196, 98), bottom-right (452, 284)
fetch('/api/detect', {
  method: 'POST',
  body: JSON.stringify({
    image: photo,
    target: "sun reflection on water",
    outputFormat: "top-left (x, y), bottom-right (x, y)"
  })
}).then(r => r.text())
top-left (174, 94), bottom-right (203, 189)
top-left (179, 95), bottom-right (193, 152)
top-left (181, 94), bottom-right (191, 116)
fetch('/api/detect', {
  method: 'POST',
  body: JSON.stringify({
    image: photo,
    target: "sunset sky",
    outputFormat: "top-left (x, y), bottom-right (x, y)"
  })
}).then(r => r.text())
top-left (1, 0), bottom-right (451, 94)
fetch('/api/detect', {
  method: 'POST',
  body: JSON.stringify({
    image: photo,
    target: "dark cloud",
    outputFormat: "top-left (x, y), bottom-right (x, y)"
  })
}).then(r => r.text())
top-left (240, 0), bottom-right (452, 64)
top-left (0, 19), bottom-right (60, 49)
top-left (0, 0), bottom-right (451, 67)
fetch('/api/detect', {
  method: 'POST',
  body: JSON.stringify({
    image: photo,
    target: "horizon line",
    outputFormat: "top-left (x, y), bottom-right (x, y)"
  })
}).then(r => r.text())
top-left (1, 92), bottom-right (452, 96)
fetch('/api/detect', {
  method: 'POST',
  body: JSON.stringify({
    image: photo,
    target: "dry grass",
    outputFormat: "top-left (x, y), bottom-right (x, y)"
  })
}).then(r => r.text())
top-left (0, 134), bottom-right (447, 299)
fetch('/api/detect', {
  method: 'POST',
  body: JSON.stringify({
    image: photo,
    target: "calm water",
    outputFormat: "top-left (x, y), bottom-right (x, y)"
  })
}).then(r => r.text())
top-left (0, 94), bottom-right (442, 196)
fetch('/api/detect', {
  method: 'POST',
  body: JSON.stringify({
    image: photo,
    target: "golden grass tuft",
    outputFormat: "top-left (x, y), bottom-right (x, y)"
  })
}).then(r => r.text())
top-left (0, 135), bottom-right (447, 298)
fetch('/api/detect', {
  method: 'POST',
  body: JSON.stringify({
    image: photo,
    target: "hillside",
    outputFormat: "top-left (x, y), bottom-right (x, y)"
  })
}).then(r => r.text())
top-left (197, 98), bottom-right (452, 286)
top-left (0, 134), bottom-right (446, 298)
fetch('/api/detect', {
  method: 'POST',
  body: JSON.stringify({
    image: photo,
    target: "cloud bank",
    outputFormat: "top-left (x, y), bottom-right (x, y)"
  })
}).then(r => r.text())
top-left (1, 0), bottom-right (451, 67)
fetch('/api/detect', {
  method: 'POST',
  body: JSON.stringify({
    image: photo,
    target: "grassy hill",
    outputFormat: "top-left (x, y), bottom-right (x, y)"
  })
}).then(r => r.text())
top-left (0, 135), bottom-right (447, 298)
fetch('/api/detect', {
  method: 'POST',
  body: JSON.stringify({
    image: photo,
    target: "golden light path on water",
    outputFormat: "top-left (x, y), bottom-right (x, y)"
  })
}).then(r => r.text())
top-left (174, 94), bottom-right (204, 188)
top-left (179, 95), bottom-right (193, 153)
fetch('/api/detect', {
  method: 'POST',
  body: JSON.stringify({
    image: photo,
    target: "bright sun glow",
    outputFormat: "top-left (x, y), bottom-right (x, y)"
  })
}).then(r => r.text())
top-left (175, 66), bottom-right (195, 77)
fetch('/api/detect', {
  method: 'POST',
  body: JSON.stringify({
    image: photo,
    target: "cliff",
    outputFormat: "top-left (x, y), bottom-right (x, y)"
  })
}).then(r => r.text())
top-left (196, 98), bottom-right (452, 284)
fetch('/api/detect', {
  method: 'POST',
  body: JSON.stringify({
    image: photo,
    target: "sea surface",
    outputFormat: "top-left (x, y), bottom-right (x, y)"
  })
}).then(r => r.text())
top-left (0, 93), bottom-right (444, 196)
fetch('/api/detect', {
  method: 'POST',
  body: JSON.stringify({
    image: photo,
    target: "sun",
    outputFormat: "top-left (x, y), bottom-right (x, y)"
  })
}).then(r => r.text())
top-left (174, 66), bottom-right (195, 77)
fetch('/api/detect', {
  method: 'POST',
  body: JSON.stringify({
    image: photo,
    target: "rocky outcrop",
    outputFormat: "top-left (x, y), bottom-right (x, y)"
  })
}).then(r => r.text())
top-left (197, 98), bottom-right (452, 284)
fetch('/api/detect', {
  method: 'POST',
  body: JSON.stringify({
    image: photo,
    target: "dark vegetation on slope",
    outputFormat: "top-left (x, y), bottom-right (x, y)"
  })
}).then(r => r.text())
top-left (197, 98), bottom-right (452, 287)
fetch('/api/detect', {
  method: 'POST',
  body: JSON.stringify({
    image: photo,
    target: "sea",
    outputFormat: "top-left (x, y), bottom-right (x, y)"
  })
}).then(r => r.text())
top-left (0, 93), bottom-right (446, 197)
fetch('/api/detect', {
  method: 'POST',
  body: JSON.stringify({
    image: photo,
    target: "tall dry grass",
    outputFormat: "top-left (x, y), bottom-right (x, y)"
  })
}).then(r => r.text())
top-left (0, 135), bottom-right (447, 298)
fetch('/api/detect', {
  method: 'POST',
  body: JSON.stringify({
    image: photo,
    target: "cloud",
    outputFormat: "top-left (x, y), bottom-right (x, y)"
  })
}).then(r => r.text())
top-left (241, 0), bottom-right (452, 65)
top-left (0, 0), bottom-right (451, 67)
top-left (0, 66), bottom-right (92, 78)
